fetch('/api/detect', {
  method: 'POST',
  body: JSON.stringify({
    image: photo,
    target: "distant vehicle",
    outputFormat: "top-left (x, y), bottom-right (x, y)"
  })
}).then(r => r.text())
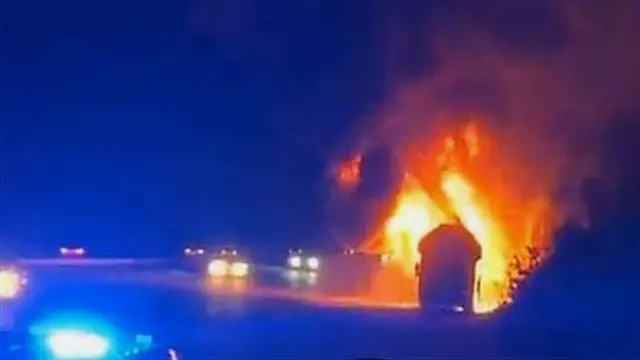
top-left (417, 224), bottom-right (480, 315)
top-left (286, 249), bottom-right (320, 272)
top-left (183, 247), bottom-right (205, 256)
top-left (59, 247), bottom-right (85, 257)
top-left (341, 248), bottom-right (392, 265)
top-left (342, 248), bottom-right (356, 256)
top-left (218, 247), bottom-right (238, 257)
top-left (207, 248), bottom-right (250, 278)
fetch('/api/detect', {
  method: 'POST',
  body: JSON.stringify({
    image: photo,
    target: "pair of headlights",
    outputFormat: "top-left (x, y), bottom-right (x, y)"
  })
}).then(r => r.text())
top-left (60, 247), bottom-right (85, 256)
top-left (287, 255), bottom-right (320, 271)
top-left (207, 259), bottom-right (249, 278)
top-left (184, 248), bottom-right (205, 256)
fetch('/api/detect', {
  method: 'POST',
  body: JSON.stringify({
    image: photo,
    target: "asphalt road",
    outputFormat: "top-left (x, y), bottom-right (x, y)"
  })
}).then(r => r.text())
top-left (5, 263), bottom-right (638, 359)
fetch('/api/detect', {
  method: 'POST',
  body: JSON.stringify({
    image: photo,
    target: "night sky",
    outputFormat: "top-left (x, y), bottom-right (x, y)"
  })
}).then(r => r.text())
top-left (2, 0), bottom-right (638, 256)
top-left (2, 0), bottom-right (394, 255)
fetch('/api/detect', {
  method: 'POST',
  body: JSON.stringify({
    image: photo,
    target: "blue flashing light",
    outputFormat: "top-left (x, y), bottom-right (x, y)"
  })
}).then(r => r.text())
top-left (30, 312), bottom-right (116, 359)
top-left (47, 329), bottom-right (110, 359)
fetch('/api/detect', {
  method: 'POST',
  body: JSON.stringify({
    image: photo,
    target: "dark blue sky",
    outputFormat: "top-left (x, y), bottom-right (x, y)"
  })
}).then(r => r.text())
top-left (3, 0), bottom-right (637, 256)
top-left (2, 0), bottom-right (401, 254)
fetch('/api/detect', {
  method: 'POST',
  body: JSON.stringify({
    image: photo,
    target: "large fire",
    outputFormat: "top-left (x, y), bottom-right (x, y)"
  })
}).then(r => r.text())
top-left (337, 120), bottom-right (555, 314)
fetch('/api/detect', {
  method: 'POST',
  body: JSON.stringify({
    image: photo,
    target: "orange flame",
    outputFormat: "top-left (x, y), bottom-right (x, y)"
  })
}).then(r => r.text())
top-left (383, 174), bottom-right (447, 277)
top-left (335, 154), bottom-right (362, 189)
top-left (441, 171), bottom-right (509, 313)
top-left (365, 120), bottom-right (552, 313)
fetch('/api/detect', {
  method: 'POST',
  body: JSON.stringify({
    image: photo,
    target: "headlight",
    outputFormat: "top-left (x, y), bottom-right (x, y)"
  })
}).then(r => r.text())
top-left (229, 262), bottom-right (249, 278)
top-left (306, 257), bottom-right (320, 270)
top-left (47, 329), bottom-right (110, 359)
top-left (0, 269), bottom-right (21, 299)
top-left (288, 256), bottom-right (302, 268)
top-left (207, 259), bottom-right (229, 277)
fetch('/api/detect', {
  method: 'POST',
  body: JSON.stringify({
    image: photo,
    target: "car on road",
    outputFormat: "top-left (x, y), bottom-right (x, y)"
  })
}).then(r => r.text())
top-left (59, 247), bottom-right (86, 257)
top-left (286, 249), bottom-right (320, 272)
top-left (180, 246), bottom-right (211, 274)
top-left (207, 248), bottom-right (250, 278)
top-left (183, 247), bottom-right (206, 256)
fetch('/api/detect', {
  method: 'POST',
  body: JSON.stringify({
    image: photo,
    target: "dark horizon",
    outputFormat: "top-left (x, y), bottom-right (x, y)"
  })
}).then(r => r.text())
top-left (2, 0), bottom-right (638, 257)
top-left (2, 0), bottom-right (391, 255)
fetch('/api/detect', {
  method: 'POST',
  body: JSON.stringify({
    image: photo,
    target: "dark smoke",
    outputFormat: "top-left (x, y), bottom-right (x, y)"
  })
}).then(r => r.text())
top-left (353, 0), bottom-right (639, 220)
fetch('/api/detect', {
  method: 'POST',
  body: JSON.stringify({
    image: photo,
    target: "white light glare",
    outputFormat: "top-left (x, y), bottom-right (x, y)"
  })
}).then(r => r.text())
top-left (306, 257), bottom-right (320, 270)
top-left (230, 262), bottom-right (249, 277)
top-left (208, 259), bottom-right (229, 277)
top-left (0, 269), bottom-right (20, 299)
top-left (288, 256), bottom-right (302, 268)
top-left (47, 329), bottom-right (110, 359)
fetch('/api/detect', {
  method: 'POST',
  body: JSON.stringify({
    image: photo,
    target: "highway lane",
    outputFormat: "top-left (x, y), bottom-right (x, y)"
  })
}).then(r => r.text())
top-left (19, 257), bottom-right (420, 309)
top-left (8, 264), bottom-right (505, 359)
top-left (9, 259), bottom-right (636, 358)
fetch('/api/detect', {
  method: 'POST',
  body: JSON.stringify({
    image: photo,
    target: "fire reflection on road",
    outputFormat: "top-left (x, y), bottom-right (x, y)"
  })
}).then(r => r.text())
top-left (207, 277), bottom-right (250, 294)
top-left (202, 265), bottom-right (418, 312)
top-left (285, 270), bottom-right (318, 287)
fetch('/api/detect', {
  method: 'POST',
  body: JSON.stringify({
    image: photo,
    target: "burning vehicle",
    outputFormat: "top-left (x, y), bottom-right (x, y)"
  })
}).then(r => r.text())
top-left (335, 121), bottom-right (554, 314)
top-left (416, 223), bottom-right (481, 314)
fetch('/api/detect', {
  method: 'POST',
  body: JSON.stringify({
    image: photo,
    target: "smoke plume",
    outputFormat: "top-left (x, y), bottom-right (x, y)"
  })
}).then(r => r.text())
top-left (353, 0), bottom-right (639, 221)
